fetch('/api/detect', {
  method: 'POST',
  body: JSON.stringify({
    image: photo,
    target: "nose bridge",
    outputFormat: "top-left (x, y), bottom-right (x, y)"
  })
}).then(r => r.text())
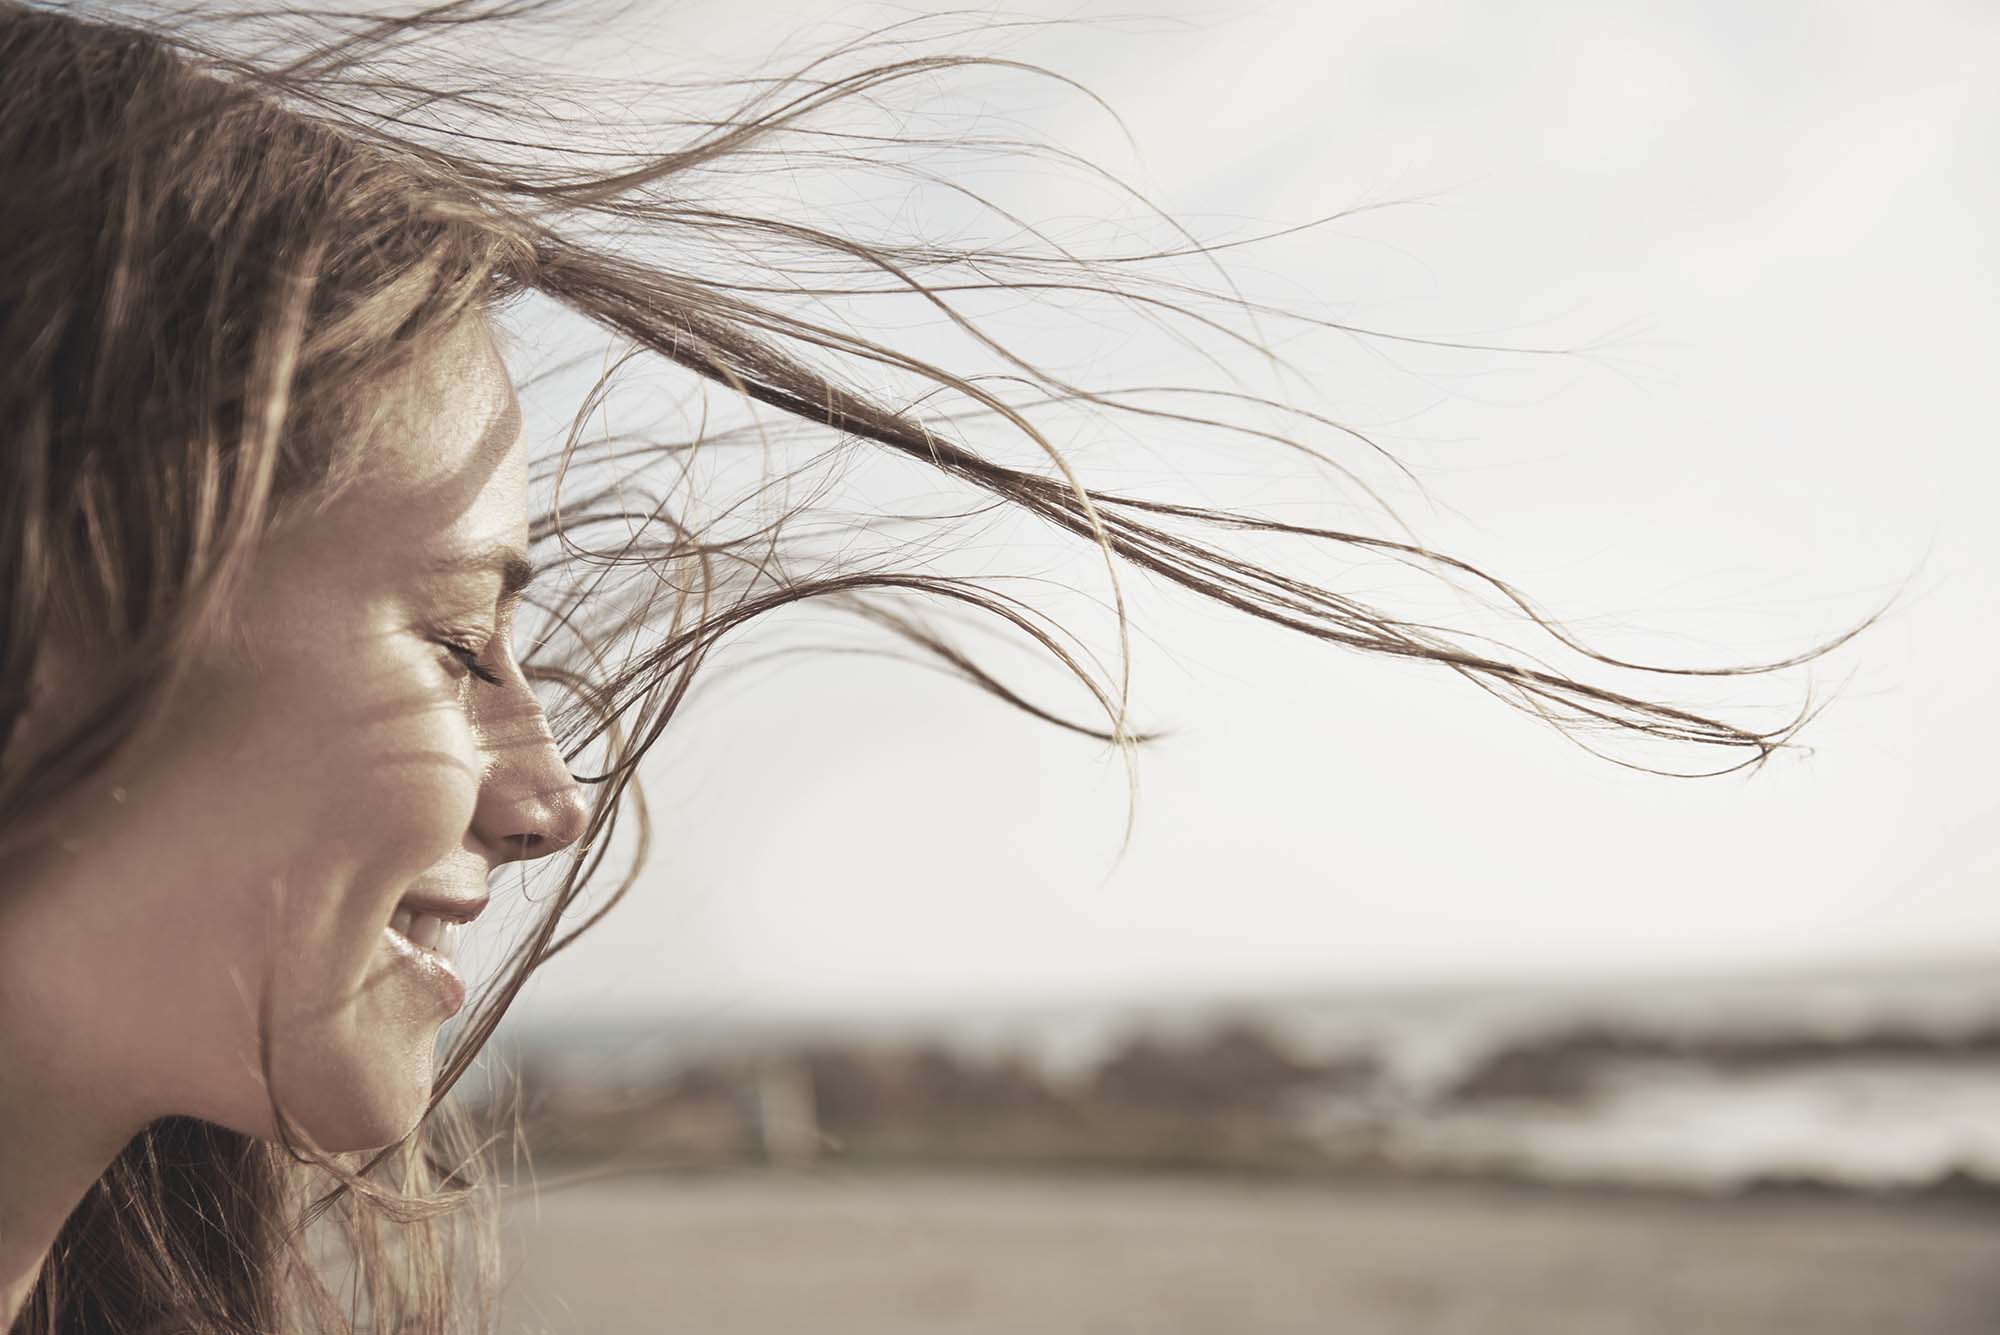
top-left (472, 686), bottom-right (589, 862)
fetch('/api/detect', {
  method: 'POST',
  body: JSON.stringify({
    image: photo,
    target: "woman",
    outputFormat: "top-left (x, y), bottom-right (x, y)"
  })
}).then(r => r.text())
top-left (0, 3), bottom-right (1875, 1333)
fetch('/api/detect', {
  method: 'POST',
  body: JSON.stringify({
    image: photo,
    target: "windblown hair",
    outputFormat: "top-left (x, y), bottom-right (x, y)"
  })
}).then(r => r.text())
top-left (0, 2), bottom-right (1882, 1332)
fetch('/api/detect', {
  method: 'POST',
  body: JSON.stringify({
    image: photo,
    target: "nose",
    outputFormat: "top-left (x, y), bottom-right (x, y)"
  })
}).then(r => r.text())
top-left (468, 691), bottom-right (589, 866)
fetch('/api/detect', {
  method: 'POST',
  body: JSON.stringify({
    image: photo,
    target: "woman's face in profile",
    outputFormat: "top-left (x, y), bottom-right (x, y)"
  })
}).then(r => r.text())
top-left (1, 317), bottom-right (586, 1153)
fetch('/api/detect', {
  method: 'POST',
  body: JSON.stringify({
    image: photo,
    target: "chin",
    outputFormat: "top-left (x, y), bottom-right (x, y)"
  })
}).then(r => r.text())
top-left (254, 1020), bottom-right (445, 1153)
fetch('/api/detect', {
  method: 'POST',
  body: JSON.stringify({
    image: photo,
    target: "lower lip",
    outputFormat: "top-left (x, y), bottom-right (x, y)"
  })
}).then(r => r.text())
top-left (381, 925), bottom-right (467, 1016)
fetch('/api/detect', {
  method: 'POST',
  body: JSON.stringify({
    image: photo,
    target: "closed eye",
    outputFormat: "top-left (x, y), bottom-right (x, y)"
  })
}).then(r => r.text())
top-left (440, 638), bottom-right (504, 686)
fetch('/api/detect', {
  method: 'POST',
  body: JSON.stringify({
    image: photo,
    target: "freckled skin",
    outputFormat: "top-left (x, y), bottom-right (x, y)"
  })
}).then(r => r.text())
top-left (0, 317), bottom-right (586, 1152)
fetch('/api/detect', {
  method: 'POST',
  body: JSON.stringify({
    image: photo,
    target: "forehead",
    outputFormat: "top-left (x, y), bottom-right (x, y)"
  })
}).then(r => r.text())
top-left (351, 317), bottom-right (524, 499)
top-left (259, 316), bottom-right (529, 593)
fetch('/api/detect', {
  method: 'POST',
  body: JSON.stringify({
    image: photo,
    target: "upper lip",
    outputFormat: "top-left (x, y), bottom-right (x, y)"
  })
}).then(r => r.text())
top-left (395, 891), bottom-right (490, 924)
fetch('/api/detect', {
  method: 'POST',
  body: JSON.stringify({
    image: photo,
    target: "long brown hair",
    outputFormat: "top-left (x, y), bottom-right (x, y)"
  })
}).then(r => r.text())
top-left (0, 2), bottom-right (1886, 1332)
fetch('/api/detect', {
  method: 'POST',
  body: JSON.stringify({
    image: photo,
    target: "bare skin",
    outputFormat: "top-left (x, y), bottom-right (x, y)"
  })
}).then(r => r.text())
top-left (0, 317), bottom-right (587, 1324)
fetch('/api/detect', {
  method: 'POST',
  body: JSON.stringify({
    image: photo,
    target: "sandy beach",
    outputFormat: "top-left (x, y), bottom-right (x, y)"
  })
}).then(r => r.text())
top-left (495, 1170), bottom-right (2000, 1334)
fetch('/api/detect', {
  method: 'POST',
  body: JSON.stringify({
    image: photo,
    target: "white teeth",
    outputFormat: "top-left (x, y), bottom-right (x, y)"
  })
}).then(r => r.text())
top-left (407, 910), bottom-right (445, 952)
top-left (390, 908), bottom-right (463, 962)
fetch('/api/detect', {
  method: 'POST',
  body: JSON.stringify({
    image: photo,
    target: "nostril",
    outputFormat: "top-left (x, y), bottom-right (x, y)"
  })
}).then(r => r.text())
top-left (473, 740), bottom-right (590, 864)
top-left (499, 786), bottom-right (588, 863)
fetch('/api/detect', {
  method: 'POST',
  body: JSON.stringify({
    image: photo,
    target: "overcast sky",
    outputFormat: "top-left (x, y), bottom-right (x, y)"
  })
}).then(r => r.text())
top-left (451, 0), bottom-right (1999, 1024)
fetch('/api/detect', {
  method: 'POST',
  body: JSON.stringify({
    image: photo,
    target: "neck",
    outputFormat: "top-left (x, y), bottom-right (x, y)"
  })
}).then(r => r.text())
top-left (0, 1058), bottom-right (141, 1329)
top-left (0, 851), bottom-right (151, 1329)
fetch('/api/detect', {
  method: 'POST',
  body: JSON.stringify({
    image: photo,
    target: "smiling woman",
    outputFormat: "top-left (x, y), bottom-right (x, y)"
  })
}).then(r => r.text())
top-left (0, 2), bottom-right (1880, 1334)
top-left (3, 315), bottom-right (575, 1147)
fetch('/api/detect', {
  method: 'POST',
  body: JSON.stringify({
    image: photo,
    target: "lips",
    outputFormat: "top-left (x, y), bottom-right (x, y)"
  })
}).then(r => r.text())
top-left (395, 891), bottom-right (490, 924)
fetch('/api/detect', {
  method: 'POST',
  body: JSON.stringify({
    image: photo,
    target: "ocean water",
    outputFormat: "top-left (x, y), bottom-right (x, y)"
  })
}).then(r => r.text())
top-left (1389, 1059), bottom-right (2000, 1188)
top-left (499, 956), bottom-right (2000, 1190)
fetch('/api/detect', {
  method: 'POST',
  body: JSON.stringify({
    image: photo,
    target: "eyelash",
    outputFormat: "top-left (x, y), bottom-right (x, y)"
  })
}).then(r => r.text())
top-left (440, 637), bottom-right (504, 687)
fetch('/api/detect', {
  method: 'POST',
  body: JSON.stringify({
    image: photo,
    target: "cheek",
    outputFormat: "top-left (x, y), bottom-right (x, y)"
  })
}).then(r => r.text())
top-left (143, 624), bottom-right (484, 950)
top-left (219, 600), bottom-right (485, 884)
top-left (318, 678), bottom-right (485, 883)
top-left (180, 639), bottom-right (482, 1133)
top-left (10, 626), bottom-right (484, 1137)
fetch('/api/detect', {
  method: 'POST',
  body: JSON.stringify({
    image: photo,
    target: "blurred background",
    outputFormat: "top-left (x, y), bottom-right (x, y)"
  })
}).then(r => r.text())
top-left (432, 0), bottom-right (1998, 1330)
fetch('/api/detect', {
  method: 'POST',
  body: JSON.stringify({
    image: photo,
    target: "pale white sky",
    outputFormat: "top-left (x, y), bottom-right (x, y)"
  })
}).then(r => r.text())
top-left (459, 0), bottom-right (1998, 1024)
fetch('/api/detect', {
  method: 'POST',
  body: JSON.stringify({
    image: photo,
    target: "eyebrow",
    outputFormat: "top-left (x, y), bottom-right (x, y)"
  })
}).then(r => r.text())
top-left (428, 543), bottom-right (537, 601)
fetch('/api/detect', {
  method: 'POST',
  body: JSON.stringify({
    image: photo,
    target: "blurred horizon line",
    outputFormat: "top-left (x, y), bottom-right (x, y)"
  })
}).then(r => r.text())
top-left (498, 944), bottom-right (2000, 1036)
